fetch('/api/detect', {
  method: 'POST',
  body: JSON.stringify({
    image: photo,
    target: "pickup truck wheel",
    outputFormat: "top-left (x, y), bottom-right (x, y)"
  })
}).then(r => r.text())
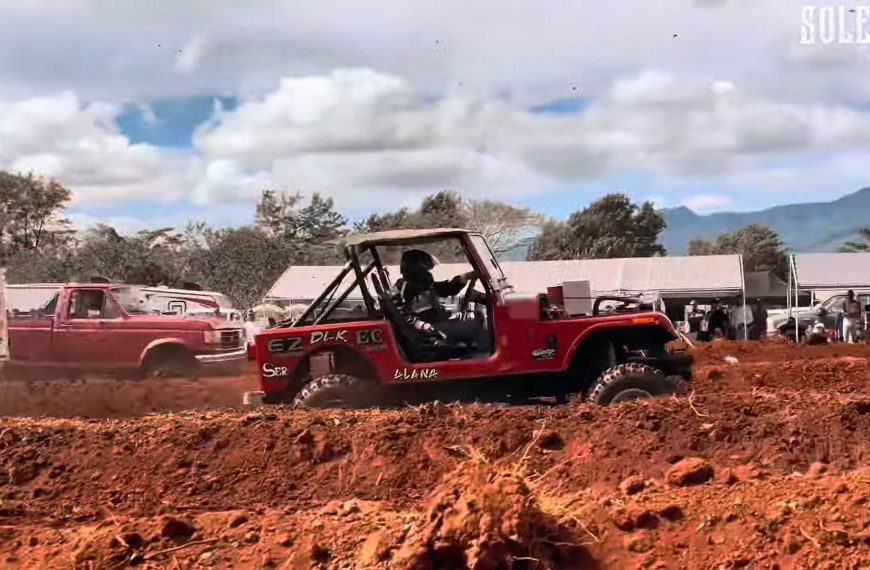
top-left (588, 363), bottom-right (670, 405)
top-left (292, 374), bottom-right (379, 409)
top-left (143, 346), bottom-right (199, 380)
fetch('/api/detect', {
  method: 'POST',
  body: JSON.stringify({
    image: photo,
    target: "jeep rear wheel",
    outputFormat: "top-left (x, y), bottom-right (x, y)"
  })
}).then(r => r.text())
top-left (588, 363), bottom-right (671, 405)
top-left (292, 374), bottom-right (380, 409)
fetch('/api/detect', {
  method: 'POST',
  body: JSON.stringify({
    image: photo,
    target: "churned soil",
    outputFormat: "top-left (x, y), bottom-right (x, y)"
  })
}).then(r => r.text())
top-left (0, 364), bottom-right (259, 419)
top-left (1, 341), bottom-right (869, 568)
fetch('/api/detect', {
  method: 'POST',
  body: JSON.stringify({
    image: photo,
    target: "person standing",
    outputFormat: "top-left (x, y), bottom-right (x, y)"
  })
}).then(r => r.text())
top-left (686, 300), bottom-right (704, 340)
top-left (842, 290), bottom-right (863, 344)
top-left (731, 294), bottom-right (754, 340)
top-left (750, 298), bottom-right (768, 340)
top-left (707, 299), bottom-right (729, 341)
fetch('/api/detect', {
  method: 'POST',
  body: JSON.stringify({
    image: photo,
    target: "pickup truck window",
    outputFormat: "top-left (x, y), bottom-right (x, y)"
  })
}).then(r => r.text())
top-left (68, 289), bottom-right (119, 319)
top-left (111, 286), bottom-right (154, 315)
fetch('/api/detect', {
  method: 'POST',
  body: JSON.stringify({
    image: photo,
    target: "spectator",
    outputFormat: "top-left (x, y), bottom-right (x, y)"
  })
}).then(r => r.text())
top-left (728, 295), bottom-right (754, 340)
top-left (243, 309), bottom-right (262, 344)
top-left (749, 298), bottom-right (767, 340)
top-left (687, 300), bottom-right (704, 339)
top-left (842, 290), bottom-right (862, 344)
top-left (706, 299), bottom-right (729, 340)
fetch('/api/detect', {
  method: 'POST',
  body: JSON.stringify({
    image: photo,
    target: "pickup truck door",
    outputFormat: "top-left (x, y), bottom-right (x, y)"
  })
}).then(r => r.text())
top-left (53, 288), bottom-right (126, 368)
top-left (7, 292), bottom-right (59, 364)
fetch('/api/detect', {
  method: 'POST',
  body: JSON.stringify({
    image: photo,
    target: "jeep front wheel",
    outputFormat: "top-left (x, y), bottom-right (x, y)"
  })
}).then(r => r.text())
top-left (292, 374), bottom-right (380, 409)
top-left (588, 363), bottom-right (670, 405)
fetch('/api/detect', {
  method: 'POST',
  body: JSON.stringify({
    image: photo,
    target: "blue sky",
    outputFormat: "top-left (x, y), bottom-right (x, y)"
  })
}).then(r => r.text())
top-left (1, 1), bottom-right (869, 233)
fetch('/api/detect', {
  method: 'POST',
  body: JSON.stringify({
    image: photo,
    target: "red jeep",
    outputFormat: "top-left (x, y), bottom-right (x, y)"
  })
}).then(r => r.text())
top-left (251, 229), bottom-right (692, 407)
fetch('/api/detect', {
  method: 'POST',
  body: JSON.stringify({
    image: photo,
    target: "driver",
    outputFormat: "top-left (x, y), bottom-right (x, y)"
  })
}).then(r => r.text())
top-left (394, 249), bottom-right (490, 352)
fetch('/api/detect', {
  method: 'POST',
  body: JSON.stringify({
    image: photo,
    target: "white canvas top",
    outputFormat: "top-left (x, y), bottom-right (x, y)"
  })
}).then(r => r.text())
top-left (792, 253), bottom-right (870, 290)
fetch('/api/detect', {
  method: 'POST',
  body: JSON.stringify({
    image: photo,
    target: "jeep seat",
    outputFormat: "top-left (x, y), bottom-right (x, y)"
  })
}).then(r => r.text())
top-left (369, 273), bottom-right (468, 362)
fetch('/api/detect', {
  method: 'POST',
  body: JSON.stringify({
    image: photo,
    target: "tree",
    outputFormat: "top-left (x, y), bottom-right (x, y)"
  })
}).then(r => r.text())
top-left (255, 189), bottom-right (346, 264)
top-left (464, 199), bottom-right (543, 256)
top-left (183, 225), bottom-right (293, 308)
top-left (0, 171), bottom-right (72, 264)
top-left (5, 224), bottom-right (187, 285)
top-left (687, 223), bottom-right (789, 279)
top-left (353, 190), bottom-right (542, 257)
top-left (686, 237), bottom-right (717, 256)
top-left (840, 227), bottom-right (870, 252)
top-left (527, 193), bottom-right (666, 260)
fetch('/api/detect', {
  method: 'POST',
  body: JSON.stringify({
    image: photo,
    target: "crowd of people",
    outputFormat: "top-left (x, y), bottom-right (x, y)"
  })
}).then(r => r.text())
top-left (683, 290), bottom-right (867, 344)
top-left (684, 294), bottom-right (768, 342)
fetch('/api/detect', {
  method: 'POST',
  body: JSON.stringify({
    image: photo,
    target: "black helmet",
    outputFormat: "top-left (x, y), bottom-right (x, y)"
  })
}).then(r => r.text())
top-left (400, 249), bottom-right (437, 282)
top-left (401, 249), bottom-right (436, 270)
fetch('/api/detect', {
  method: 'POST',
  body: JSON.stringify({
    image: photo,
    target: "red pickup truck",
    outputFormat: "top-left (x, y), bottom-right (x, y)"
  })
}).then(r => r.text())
top-left (3, 282), bottom-right (247, 379)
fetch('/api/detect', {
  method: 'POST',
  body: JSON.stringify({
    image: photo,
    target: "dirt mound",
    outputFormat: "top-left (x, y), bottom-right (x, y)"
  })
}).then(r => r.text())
top-left (690, 339), bottom-right (870, 366)
top-left (3, 343), bottom-right (870, 568)
top-left (695, 357), bottom-right (870, 394)
top-left (4, 367), bottom-right (870, 528)
top-left (393, 462), bottom-right (592, 569)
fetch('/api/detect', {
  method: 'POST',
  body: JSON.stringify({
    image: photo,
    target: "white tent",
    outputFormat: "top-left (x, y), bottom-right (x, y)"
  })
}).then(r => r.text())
top-left (265, 255), bottom-right (744, 303)
top-left (791, 253), bottom-right (870, 290)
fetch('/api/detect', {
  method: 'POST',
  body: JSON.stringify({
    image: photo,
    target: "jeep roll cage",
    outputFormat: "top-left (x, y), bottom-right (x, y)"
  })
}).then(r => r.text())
top-left (280, 228), bottom-right (492, 329)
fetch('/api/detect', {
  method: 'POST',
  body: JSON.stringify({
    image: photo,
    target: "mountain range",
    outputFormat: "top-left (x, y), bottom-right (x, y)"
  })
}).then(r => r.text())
top-left (501, 187), bottom-right (870, 260)
top-left (660, 186), bottom-right (870, 254)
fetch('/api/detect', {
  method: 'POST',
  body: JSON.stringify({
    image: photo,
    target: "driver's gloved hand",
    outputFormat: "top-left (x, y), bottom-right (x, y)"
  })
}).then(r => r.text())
top-left (421, 322), bottom-right (448, 341)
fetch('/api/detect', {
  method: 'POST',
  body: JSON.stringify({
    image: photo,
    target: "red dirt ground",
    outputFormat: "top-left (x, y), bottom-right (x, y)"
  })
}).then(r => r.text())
top-left (2, 341), bottom-right (870, 568)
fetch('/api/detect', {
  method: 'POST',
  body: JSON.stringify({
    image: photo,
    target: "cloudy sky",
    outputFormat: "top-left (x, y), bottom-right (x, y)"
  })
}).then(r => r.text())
top-left (1, 0), bottom-right (869, 232)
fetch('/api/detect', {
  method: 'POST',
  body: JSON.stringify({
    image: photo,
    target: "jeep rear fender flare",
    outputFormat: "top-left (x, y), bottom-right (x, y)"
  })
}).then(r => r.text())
top-left (138, 338), bottom-right (189, 368)
top-left (562, 321), bottom-right (675, 371)
top-left (287, 344), bottom-right (381, 390)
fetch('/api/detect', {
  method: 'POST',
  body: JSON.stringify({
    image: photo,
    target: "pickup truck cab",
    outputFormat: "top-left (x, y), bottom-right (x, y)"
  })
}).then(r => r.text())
top-left (4, 282), bottom-right (246, 379)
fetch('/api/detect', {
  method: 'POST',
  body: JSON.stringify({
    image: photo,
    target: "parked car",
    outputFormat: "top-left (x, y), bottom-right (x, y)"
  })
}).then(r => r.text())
top-left (771, 292), bottom-right (870, 340)
top-left (3, 282), bottom-right (246, 379)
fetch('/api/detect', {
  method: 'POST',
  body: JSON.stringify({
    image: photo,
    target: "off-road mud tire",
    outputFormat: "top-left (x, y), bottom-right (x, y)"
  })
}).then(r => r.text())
top-left (292, 374), bottom-right (379, 409)
top-left (588, 363), bottom-right (671, 405)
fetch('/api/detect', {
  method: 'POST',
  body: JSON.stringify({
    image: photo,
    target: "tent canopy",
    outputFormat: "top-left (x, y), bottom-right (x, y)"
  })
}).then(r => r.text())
top-left (265, 255), bottom-right (744, 303)
top-left (792, 253), bottom-right (870, 291)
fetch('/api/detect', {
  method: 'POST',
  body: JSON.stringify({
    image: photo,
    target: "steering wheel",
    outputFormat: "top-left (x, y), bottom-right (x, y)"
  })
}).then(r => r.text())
top-left (458, 276), bottom-right (479, 313)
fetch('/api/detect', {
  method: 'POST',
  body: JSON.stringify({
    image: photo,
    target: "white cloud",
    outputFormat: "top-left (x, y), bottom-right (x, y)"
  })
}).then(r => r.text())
top-left (0, 91), bottom-right (187, 205)
top-left (190, 67), bottom-right (870, 207)
top-left (0, 0), bottom-right (867, 107)
top-left (1, 0), bottom-right (870, 223)
top-left (175, 34), bottom-right (208, 75)
top-left (681, 194), bottom-right (733, 212)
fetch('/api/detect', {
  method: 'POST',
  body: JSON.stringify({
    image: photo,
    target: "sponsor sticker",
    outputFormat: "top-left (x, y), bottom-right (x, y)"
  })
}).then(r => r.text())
top-left (394, 368), bottom-right (439, 381)
top-left (310, 330), bottom-right (348, 344)
top-left (532, 348), bottom-right (556, 360)
top-left (356, 329), bottom-right (383, 345)
top-left (267, 337), bottom-right (303, 354)
top-left (262, 363), bottom-right (289, 378)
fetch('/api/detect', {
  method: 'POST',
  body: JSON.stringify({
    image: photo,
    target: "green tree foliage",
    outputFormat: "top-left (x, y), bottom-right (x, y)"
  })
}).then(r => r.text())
top-left (0, 171), bottom-right (72, 264)
top-left (183, 224), bottom-right (294, 308)
top-left (355, 190), bottom-right (542, 258)
top-left (6, 225), bottom-right (187, 286)
top-left (687, 223), bottom-right (789, 279)
top-left (839, 227), bottom-right (870, 252)
top-left (255, 189), bottom-right (346, 264)
top-left (527, 193), bottom-right (666, 260)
